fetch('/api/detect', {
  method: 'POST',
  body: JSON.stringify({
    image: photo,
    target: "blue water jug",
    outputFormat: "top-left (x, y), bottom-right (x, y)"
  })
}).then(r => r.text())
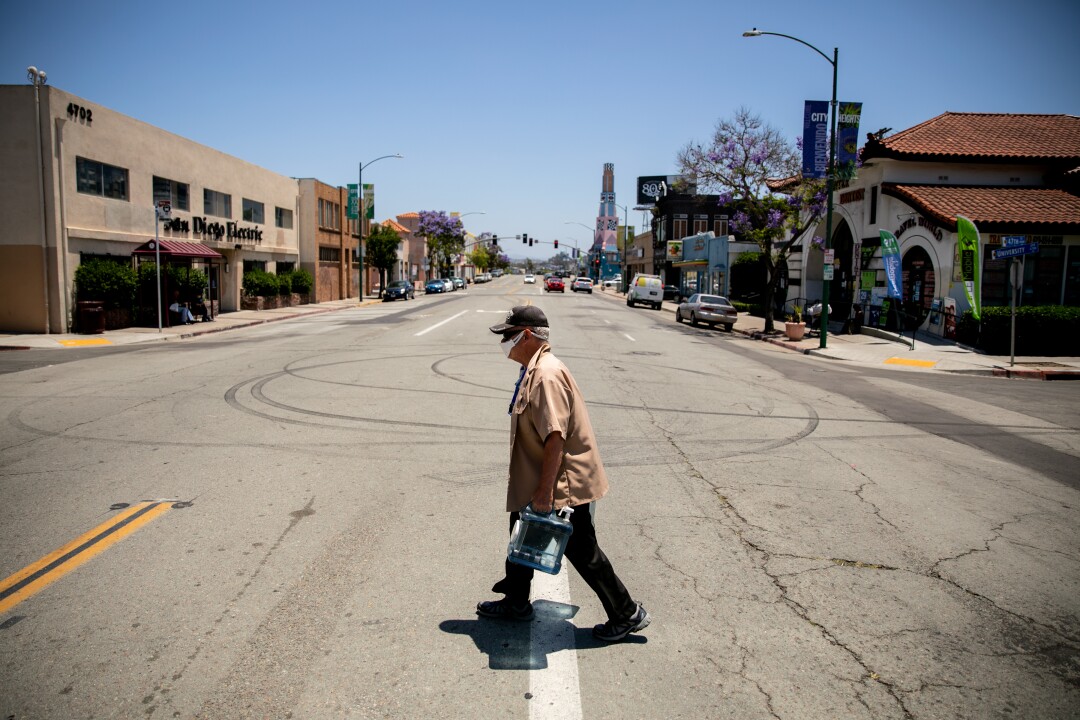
top-left (507, 505), bottom-right (574, 574)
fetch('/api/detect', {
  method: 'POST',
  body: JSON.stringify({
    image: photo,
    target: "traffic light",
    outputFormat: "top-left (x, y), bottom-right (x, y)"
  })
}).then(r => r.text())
top-left (493, 235), bottom-right (498, 242)
top-left (522, 233), bottom-right (529, 244)
top-left (553, 240), bottom-right (558, 249)
top-left (528, 239), bottom-right (533, 246)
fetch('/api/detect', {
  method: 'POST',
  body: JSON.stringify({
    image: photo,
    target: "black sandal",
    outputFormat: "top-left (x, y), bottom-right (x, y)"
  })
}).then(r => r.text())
top-left (476, 598), bottom-right (533, 621)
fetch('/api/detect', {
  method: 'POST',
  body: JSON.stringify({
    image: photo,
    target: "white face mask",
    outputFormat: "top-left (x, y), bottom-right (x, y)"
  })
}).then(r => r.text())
top-left (500, 330), bottom-right (525, 358)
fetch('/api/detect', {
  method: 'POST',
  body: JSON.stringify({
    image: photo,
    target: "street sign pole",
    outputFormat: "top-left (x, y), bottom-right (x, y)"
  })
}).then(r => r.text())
top-left (154, 201), bottom-right (171, 332)
top-left (1010, 258), bottom-right (1019, 367)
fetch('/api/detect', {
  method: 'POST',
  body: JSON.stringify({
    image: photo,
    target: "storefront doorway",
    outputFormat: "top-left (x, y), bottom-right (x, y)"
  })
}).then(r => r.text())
top-left (829, 220), bottom-right (856, 323)
top-left (901, 245), bottom-right (936, 330)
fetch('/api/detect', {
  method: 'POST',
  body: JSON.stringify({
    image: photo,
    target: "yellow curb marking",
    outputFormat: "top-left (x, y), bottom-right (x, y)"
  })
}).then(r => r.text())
top-left (0, 502), bottom-right (172, 614)
top-left (57, 338), bottom-right (113, 347)
top-left (884, 357), bottom-right (938, 368)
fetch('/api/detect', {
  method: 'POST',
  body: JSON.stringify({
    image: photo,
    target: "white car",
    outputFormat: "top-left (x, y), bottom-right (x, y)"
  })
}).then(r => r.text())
top-left (524, 274), bottom-right (536, 284)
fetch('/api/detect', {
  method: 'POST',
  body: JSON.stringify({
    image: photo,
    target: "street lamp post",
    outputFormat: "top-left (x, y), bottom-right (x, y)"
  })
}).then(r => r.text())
top-left (743, 28), bottom-right (837, 349)
top-left (565, 221), bottom-right (600, 281)
top-left (357, 153), bottom-right (403, 300)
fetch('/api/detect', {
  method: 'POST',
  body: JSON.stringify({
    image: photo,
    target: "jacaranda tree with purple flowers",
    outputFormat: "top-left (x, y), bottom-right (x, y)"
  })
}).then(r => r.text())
top-left (417, 210), bottom-right (466, 279)
top-left (677, 107), bottom-right (826, 332)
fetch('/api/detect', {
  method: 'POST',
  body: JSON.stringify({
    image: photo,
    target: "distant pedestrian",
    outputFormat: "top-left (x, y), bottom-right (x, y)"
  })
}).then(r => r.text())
top-left (476, 305), bottom-right (651, 642)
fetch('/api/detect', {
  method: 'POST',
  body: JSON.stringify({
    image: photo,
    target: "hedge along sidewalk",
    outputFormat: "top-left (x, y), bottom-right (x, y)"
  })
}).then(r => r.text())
top-left (0, 298), bottom-right (381, 350)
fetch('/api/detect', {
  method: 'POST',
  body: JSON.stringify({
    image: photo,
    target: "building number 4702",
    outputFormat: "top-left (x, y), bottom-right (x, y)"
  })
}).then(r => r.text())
top-left (67, 102), bottom-right (93, 124)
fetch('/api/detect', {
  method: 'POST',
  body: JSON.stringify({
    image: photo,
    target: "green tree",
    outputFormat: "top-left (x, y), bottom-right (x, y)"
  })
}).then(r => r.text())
top-left (467, 244), bottom-right (492, 272)
top-left (417, 210), bottom-right (465, 278)
top-left (366, 223), bottom-right (402, 294)
top-left (677, 107), bottom-right (826, 332)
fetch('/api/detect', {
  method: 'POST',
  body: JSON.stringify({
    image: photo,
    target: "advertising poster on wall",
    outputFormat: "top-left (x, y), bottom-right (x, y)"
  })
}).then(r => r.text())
top-left (666, 240), bottom-right (683, 260)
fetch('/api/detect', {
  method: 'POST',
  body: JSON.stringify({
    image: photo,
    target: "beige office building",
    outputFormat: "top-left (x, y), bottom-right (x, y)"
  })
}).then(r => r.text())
top-left (0, 84), bottom-right (300, 333)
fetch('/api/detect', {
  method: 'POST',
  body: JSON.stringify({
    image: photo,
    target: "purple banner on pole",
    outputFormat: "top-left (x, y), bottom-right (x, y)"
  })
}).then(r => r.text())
top-left (802, 101), bottom-right (829, 179)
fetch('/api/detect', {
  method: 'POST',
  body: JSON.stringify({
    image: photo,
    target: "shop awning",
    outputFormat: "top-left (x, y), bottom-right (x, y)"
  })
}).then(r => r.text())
top-left (672, 259), bottom-right (708, 267)
top-left (132, 239), bottom-right (223, 259)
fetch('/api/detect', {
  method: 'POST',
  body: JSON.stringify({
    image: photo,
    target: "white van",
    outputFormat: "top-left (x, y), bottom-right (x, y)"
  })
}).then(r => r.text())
top-left (626, 273), bottom-right (663, 310)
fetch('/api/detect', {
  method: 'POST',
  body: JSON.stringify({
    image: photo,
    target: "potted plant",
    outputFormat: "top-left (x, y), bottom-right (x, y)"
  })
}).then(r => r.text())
top-left (785, 305), bottom-right (806, 340)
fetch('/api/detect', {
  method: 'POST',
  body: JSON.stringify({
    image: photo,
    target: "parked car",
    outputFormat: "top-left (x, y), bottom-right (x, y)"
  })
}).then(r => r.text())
top-left (602, 276), bottom-right (621, 289)
top-left (571, 277), bottom-right (593, 293)
top-left (425, 279), bottom-right (447, 294)
top-left (675, 294), bottom-right (738, 330)
top-left (663, 284), bottom-right (682, 302)
top-left (440, 278), bottom-right (456, 291)
top-left (383, 279), bottom-right (415, 301)
top-left (524, 274), bottom-right (536, 284)
top-left (451, 277), bottom-right (465, 290)
top-left (626, 273), bottom-right (663, 310)
top-left (544, 276), bottom-right (565, 292)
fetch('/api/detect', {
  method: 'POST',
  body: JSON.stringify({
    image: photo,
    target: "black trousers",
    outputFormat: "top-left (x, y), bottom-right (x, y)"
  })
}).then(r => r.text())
top-left (492, 503), bottom-right (637, 622)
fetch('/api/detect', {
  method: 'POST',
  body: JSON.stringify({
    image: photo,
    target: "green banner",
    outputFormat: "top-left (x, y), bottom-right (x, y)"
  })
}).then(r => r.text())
top-left (346, 184), bottom-right (359, 220)
top-left (363, 184), bottom-right (374, 220)
top-left (956, 215), bottom-right (981, 320)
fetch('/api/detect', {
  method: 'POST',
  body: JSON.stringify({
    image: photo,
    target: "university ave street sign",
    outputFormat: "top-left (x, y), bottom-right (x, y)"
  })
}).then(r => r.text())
top-left (992, 242), bottom-right (1039, 260)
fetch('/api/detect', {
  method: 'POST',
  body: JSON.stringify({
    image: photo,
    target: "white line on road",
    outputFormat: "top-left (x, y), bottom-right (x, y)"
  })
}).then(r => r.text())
top-left (603, 319), bottom-right (611, 325)
top-left (623, 334), bottom-right (636, 342)
top-left (414, 310), bottom-right (469, 336)
top-left (529, 569), bottom-right (583, 720)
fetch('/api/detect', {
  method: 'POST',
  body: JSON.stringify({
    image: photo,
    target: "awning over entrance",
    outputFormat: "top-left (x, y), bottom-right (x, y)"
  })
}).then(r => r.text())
top-left (132, 239), bottom-right (224, 259)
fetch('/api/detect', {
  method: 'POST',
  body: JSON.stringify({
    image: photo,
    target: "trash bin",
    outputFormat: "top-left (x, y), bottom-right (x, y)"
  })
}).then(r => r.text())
top-left (77, 300), bottom-right (106, 334)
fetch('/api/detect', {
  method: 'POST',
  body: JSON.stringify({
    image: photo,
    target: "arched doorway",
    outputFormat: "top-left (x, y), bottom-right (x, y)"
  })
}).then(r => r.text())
top-left (901, 245), bottom-right (935, 330)
top-left (828, 220), bottom-right (856, 321)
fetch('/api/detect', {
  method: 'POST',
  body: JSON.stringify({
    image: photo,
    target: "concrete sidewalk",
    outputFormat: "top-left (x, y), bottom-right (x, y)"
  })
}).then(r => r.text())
top-left (0, 297), bottom-right (381, 351)
top-left (593, 285), bottom-right (1080, 380)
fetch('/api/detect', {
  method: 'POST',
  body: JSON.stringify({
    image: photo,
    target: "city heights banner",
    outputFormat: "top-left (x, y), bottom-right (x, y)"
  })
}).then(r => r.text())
top-left (836, 102), bottom-right (863, 179)
top-left (802, 101), bottom-right (862, 180)
top-left (802, 101), bottom-right (829, 179)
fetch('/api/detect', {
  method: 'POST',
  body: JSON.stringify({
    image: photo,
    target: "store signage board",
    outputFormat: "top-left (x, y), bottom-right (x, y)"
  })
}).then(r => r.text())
top-left (991, 243), bottom-right (1039, 260)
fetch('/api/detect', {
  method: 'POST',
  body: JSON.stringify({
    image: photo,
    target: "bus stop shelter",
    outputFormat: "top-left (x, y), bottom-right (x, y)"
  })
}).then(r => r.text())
top-left (131, 240), bottom-right (224, 327)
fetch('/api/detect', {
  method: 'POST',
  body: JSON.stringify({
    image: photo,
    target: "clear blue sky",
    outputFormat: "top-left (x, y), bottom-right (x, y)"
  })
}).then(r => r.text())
top-left (3, 0), bottom-right (1078, 260)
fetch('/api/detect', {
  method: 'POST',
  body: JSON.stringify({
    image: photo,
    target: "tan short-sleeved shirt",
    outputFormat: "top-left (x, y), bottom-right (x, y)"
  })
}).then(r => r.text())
top-left (506, 344), bottom-right (609, 511)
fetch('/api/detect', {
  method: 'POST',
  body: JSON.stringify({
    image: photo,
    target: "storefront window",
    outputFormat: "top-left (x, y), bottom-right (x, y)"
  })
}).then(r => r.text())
top-left (982, 245), bottom-right (1009, 307)
top-left (1022, 245), bottom-right (1064, 305)
top-left (243, 260), bottom-right (266, 274)
top-left (1065, 246), bottom-right (1080, 306)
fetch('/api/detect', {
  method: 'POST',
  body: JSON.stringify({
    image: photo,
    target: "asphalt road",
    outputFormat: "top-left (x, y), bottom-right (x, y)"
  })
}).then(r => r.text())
top-left (1, 277), bottom-right (1078, 719)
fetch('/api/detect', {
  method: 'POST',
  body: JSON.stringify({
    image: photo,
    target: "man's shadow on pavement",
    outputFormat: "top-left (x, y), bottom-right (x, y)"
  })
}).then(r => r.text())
top-left (439, 599), bottom-right (646, 670)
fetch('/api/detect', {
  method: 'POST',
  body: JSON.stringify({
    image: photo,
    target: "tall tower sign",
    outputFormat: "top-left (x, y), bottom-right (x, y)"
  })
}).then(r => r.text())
top-left (594, 163), bottom-right (618, 252)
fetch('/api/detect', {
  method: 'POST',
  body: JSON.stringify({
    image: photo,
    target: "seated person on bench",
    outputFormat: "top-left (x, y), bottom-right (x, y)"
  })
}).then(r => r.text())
top-left (169, 292), bottom-right (197, 325)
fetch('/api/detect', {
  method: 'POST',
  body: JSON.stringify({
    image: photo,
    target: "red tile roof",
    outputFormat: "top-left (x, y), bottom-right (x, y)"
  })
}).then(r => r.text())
top-left (397, 211), bottom-right (419, 218)
top-left (380, 218), bottom-right (410, 233)
top-left (131, 240), bottom-right (224, 259)
top-left (864, 113), bottom-right (1080, 162)
top-left (882, 183), bottom-right (1080, 232)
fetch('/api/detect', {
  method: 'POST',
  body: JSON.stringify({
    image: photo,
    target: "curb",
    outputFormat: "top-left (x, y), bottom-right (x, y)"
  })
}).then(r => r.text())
top-left (0, 298), bottom-right (379, 350)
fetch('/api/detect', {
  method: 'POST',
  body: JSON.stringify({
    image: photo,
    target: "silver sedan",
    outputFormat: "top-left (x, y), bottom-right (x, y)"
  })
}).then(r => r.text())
top-left (675, 294), bottom-right (738, 330)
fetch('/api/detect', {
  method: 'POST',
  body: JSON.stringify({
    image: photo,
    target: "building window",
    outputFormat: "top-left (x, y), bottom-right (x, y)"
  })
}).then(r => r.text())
top-left (275, 206), bottom-right (293, 229)
top-left (673, 215), bottom-right (688, 240)
top-left (153, 176), bottom-right (189, 211)
top-left (870, 186), bottom-right (878, 224)
top-left (714, 217), bottom-right (729, 237)
top-left (204, 188), bottom-right (232, 218)
top-left (243, 260), bottom-right (266, 274)
top-left (276, 261), bottom-right (295, 274)
top-left (318, 199), bottom-right (342, 230)
top-left (319, 246), bottom-right (341, 262)
top-left (76, 157), bottom-right (128, 200)
top-left (1022, 244), bottom-right (1065, 305)
top-left (693, 215), bottom-right (708, 235)
top-left (348, 216), bottom-right (359, 236)
top-left (242, 198), bottom-right (265, 224)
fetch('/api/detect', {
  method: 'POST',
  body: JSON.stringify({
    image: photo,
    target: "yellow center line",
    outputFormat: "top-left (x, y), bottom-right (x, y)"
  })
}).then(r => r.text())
top-left (0, 501), bottom-right (173, 614)
top-left (884, 357), bottom-right (938, 368)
